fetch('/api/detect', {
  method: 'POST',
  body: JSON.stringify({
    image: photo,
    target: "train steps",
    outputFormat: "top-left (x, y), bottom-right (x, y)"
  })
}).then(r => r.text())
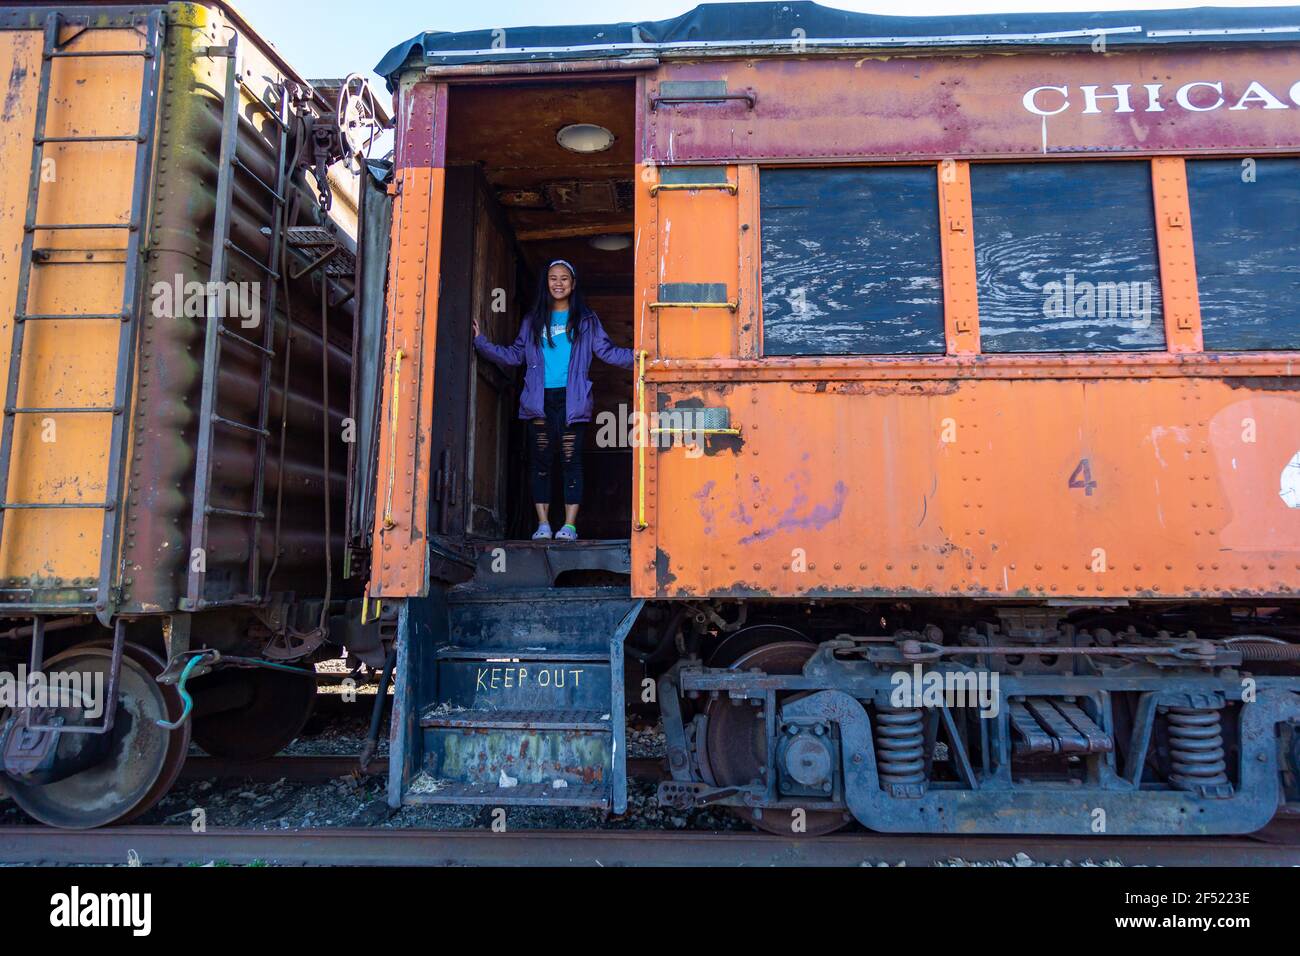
top-left (404, 542), bottom-right (641, 813)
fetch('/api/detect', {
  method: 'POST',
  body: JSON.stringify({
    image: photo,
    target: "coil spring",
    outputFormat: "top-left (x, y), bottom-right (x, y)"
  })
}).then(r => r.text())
top-left (1231, 641), bottom-right (1300, 662)
top-left (1166, 707), bottom-right (1229, 789)
top-left (874, 707), bottom-right (926, 788)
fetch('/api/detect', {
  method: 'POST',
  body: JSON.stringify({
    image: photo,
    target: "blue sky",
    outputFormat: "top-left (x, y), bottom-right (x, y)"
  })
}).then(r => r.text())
top-left (234, 0), bottom-right (1299, 89)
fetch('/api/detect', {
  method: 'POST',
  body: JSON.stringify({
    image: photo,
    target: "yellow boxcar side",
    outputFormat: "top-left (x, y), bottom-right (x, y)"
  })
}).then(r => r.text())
top-left (0, 22), bottom-right (145, 597)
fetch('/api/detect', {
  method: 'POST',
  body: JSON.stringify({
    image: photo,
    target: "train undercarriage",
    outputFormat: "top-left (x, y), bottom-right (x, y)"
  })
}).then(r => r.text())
top-left (652, 605), bottom-right (1300, 836)
top-left (0, 601), bottom-right (386, 828)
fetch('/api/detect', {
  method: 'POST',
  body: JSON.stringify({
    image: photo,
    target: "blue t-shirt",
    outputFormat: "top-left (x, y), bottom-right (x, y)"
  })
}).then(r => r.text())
top-left (542, 310), bottom-right (571, 389)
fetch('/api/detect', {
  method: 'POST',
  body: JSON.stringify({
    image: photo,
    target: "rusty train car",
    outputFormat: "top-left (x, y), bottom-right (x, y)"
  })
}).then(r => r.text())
top-left (0, 1), bottom-right (387, 827)
top-left (362, 1), bottom-right (1300, 836)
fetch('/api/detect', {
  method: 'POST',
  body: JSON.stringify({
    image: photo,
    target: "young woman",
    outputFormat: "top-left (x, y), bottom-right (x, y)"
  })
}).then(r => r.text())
top-left (473, 260), bottom-right (634, 541)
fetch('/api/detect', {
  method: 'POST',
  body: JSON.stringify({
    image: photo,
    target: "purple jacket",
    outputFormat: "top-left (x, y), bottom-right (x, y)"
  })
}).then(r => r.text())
top-left (474, 306), bottom-right (635, 425)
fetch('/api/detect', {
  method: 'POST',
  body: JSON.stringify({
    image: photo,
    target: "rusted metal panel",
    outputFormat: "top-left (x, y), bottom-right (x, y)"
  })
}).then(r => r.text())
top-left (0, 21), bottom-right (128, 603)
top-left (425, 722), bottom-right (612, 787)
top-left (632, 153), bottom-right (1300, 599)
top-left (737, 164), bottom-right (761, 360)
top-left (122, 3), bottom-right (358, 614)
top-left (639, 352), bottom-right (1300, 382)
top-left (1152, 157), bottom-right (1204, 354)
top-left (641, 376), bottom-right (1300, 600)
top-left (652, 165), bottom-right (739, 360)
top-left (395, 81), bottom-right (445, 171)
top-left (370, 164), bottom-right (445, 598)
top-left (645, 50), bottom-right (1300, 163)
top-left (937, 162), bottom-right (979, 356)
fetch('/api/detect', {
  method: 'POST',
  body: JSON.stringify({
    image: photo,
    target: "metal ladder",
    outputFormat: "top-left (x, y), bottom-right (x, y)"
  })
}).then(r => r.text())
top-left (184, 35), bottom-right (291, 610)
top-left (0, 11), bottom-right (164, 621)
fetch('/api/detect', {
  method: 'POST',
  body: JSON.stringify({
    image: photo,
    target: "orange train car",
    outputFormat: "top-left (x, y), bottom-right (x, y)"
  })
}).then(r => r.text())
top-left (363, 1), bottom-right (1300, 834)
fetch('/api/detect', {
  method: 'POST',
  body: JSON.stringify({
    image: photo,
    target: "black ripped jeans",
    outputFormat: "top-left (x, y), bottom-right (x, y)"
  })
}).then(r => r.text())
top-left (531, 388), bottom-right (585, 506)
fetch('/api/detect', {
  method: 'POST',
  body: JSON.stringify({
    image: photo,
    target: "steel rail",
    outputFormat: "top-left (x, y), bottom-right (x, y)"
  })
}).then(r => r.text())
top-left (0, 823), bottom-right (1296, 867)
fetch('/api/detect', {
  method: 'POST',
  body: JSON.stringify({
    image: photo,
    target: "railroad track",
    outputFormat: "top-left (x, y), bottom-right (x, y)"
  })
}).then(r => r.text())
top-left (17, 754), bottom-right (1299, 865)
top-left (1, 822), bottom-right (1297, 866)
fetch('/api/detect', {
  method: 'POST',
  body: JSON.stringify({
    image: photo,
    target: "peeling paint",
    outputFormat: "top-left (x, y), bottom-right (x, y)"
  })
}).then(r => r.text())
top-left (1224, 376), bottom-right (1300, 392)
top-left (741, 480), bottom-right (849, 544)
top-left (2, 58), bottom-right (27, 122)
top-left (792, 379), bottom-right (959, 396)
top-left (693, 480), bottom-right (717, 536)
top-left (655, 547), bottom-right (677, 588)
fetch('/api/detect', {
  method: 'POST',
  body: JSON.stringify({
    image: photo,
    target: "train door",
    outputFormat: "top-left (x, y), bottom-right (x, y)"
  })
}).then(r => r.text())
top-left (446, 78), bottom-right (638, 547)
top-left (370, 76), bottom-right (639, 599)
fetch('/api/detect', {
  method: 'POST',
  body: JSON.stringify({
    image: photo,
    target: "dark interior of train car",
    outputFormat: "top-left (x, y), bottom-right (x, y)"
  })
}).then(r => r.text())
top-left (428, 79), bottom-right (637, 544)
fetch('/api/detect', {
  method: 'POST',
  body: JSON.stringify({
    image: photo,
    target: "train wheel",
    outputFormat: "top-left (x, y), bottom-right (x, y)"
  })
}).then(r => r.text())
top-left (702, 640), bottom-right (849, 836)
top-left (5, 643), bottom-right (190, 829)
top-left (706, 623), bottom-right (813, 668)
top-left (190, 665), bottom-right (316, 761)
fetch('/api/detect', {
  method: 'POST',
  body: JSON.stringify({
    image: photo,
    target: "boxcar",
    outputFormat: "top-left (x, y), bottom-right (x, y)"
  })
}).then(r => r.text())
top-left (363, 1), bottom-right (1300, 836)
top-left (0, 1), bottom-right (386, 826)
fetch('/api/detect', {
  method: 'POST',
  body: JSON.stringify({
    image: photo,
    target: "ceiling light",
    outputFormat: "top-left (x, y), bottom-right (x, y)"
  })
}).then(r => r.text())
top-left (589, 233), bottom-right (631, 251)
top-left (557, 123), bottom-right (615, 154)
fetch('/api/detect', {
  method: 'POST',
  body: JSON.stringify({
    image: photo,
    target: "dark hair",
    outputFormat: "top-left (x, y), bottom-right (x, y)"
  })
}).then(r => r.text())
top-left (530, 262), bottom-right (587, 348)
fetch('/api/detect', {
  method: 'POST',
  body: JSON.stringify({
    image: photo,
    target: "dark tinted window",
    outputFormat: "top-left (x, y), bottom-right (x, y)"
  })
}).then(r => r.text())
top-left (972, 161), bottom-right (1165, 352)
top-left (1188, 158), bottom-right (1300, 351)
top-left (760, 166), bottom-right (944, 355)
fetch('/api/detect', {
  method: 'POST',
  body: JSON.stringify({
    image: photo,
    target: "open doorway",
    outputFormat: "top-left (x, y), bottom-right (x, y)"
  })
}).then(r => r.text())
top-left (426, 78), bottom-right (637, 544)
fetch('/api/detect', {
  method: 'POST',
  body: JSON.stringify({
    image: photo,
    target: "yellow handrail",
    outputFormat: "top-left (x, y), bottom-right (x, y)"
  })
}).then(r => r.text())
top-left (651, 428), bottom-right (742, 436)
top-left (360, 587), bottom-right (382, 625)
top-left (636, 349), bottom-right (647, 531)
top-left (382, 347), bottom-right (405, 531)
top-left (648, 301), bottom-right (738, 311)
top-left (648, 182), bottom-right (737, 196)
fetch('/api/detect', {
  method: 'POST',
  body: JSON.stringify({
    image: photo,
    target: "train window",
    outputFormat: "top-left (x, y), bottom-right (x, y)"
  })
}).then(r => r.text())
top-left (1187, 157), bottom-right (1300, 351)
top-left (971, 161), bottom-right (1166, 353)
top-left (759, 166), bottom-right (945, 355)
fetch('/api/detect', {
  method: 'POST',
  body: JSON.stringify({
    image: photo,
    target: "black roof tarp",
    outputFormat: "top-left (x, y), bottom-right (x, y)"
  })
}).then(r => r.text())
top-left (377, 1), bottom-right (1300, 87)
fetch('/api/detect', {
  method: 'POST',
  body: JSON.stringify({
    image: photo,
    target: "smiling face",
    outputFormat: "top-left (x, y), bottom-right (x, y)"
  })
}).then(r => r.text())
top-left (548, 264), bottom-right (574, 305)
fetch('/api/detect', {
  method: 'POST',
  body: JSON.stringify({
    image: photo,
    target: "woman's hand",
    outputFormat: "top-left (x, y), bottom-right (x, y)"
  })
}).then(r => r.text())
top-left (471, 316), bottom-right (480, 338)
